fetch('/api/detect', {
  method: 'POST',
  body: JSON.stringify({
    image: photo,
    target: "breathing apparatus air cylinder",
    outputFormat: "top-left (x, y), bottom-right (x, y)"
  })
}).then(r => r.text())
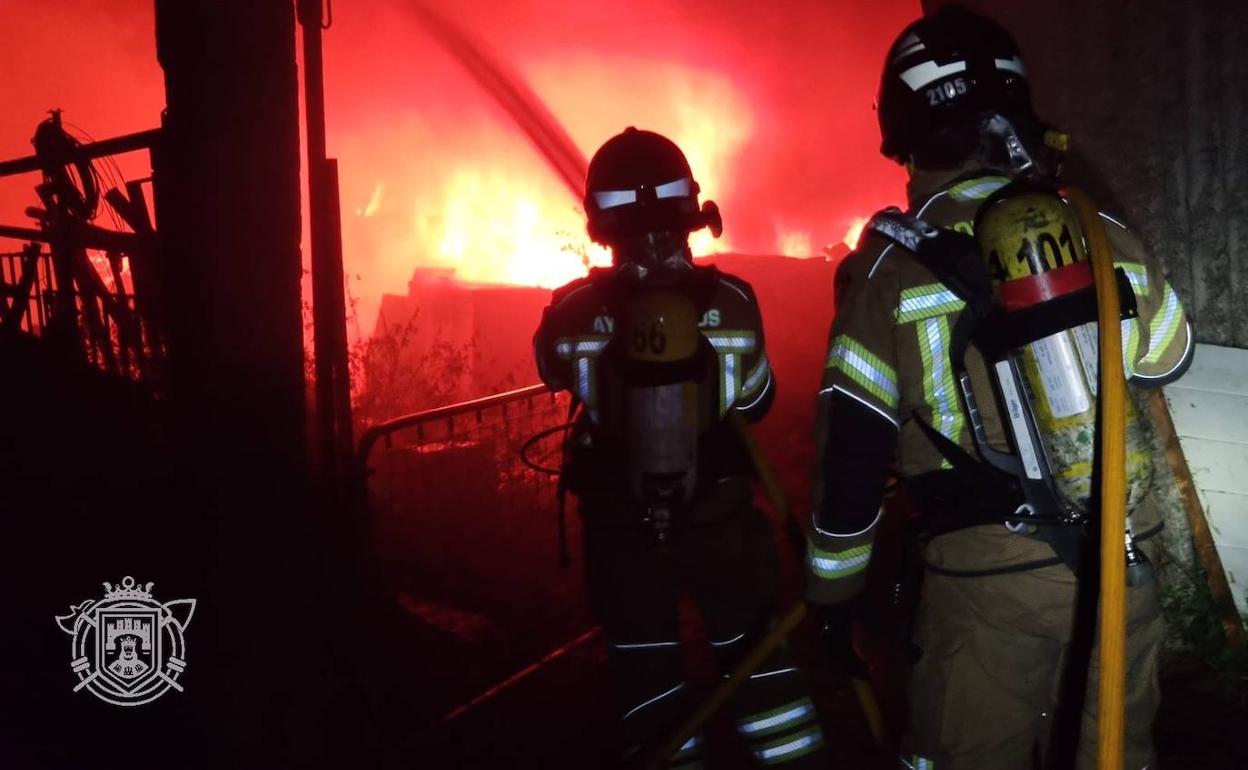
top-left (601, 288), bottom-right (716, 544)
top-left (973, 187), bottom-right (1153, 524)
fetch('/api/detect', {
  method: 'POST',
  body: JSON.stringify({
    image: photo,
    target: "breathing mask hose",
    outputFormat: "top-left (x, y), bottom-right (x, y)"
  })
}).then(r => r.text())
top-left (1067, 188), bottom-right (1127, 770)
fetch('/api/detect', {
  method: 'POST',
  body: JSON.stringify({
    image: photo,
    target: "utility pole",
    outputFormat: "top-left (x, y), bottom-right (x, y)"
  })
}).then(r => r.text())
top-left (298, 0), bottom-right (355, 498)
top-left (154, 0), bottom-right (322, 762)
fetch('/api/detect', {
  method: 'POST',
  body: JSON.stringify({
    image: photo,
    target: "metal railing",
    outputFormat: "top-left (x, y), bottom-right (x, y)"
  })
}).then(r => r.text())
top-left (0, 242), bottom-right (161, 381)
top-left (358, 383), bottom-right (594, 726)
top-left (356, 383), bottom-right (558, 473)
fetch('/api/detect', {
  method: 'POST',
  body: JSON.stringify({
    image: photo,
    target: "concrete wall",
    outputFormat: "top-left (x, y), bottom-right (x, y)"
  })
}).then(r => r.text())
top-left (1166, 343), bottom-right (1248, 613)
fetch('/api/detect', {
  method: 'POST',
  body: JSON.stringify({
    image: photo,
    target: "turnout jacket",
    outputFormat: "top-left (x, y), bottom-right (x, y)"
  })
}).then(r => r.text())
top-left (534, 264), bottom-right (775, 492)
top-left (806, 168), bottom-right (1194, 605)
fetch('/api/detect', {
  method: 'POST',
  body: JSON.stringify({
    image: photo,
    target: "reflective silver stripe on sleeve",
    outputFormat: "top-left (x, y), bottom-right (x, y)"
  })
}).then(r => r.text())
top-left (555, 337), bottom-right (609, 359)
top-left (755, 730), bottom-right (823, 762)
top-left (576, 357), bottom-right (592, 406)
top-left (705, 332), bottom-right (757, 354)
top-left (809, 545), bottom-right (871, 579)
top-left (1140, 283), bottom-right (1184, 364)
top-left (827, 337), bottom-right (899, 409)
top-left (723, 353), bottom-right (739, 410)
top-left (748, 666), bottom-right (798, 680)
top-left (622, 682), bottom-right (685, 721)
top-left (946, 176), bottom-right (1010, 202)
top-left (919, 316), bottom-right (964, 452)
top-left (738, 701), bottom-right (815, 736)
top-left (610, 640), bottom-right (680, 650)
top-left (897, 287), bottom-right (964, 320)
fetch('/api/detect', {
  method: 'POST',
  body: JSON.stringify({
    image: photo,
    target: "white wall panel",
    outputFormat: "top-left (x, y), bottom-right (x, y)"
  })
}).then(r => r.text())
top-left (1166, 343), bottom-right (1248, 613)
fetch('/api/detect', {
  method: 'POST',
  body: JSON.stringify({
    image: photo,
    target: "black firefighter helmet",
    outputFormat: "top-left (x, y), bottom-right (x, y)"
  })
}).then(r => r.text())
top-left (877, 6), bottom-right (1046, 169)
top-left (585, 127), bottom-right (722, 270)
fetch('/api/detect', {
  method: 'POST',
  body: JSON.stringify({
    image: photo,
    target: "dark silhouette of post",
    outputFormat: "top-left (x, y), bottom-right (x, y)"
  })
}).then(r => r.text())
top-left (154, 1), bottom-right (338, 762)
top-left (299, 0), bottom-right (355, 498)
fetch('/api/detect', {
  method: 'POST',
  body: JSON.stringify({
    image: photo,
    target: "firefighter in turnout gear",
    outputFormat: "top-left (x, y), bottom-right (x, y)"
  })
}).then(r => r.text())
top-left (806, 8), bottom-right (1194, 770)
top-left (535, 128), bottom-right (827, 768)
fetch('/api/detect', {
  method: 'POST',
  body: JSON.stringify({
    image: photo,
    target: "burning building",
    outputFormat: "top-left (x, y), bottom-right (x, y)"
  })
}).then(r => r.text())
top-left (1, 1), bottom-right (1246, 769)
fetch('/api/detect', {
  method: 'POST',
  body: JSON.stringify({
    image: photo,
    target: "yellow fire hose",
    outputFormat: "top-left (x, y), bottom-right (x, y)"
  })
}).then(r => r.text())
top-left (640, 601), bottom-right (809, 770)
top-left (639, 413), bottom-right (887, 769)
top-left (1068, 188), bottom-right (1128, 770)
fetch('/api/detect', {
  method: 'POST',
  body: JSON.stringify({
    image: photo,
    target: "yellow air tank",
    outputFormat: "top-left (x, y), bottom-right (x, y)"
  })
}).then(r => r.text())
top-left (602, 288), bottom-right (713, 543)
top-left (975, 189), bottom-right (1152, 516)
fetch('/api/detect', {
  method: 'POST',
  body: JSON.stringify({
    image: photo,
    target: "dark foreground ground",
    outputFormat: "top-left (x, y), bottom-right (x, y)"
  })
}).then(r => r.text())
top-left (365, 421), bottom-right (1248, 769)
top-left (361, 249), bottom-right (1247, 766)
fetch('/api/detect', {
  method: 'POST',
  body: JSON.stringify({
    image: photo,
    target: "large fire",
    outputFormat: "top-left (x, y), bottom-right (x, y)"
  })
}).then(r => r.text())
top-left (328, 2), bottom-right (913, 337)
top-left (347, 55), bottom-right (756, 295)
top-left (1, 0), bottom-right (914, 343)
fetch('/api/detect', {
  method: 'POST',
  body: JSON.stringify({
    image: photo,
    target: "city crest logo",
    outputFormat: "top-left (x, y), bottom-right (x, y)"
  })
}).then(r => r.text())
top-left (55, 576), bottom-right (195, 706)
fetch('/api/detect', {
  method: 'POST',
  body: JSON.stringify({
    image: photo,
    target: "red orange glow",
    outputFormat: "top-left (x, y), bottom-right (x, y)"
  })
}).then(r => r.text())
top-left (348, 55), bottom-right (755, 291)
top-left (0, 1), bottom-right (915, 342)
top-left (329, 1), bottom-right (913, 336)
top-left (843, 216), bottom-right (869, 250)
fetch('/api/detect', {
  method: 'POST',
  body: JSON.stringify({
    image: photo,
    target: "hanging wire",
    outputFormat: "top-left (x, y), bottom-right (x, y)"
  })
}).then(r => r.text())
top-left (64, 121), bottom-right (128, 232)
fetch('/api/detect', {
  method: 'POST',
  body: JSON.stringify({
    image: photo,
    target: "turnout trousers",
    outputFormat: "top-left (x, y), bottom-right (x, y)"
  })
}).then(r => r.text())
top-left (579, 477), bottom-right (827, 769)
top-left (901, 528), bottom-right (1165, 770)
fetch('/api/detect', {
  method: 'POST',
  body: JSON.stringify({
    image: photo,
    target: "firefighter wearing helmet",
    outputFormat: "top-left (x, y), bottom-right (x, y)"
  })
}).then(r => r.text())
top-left (534, 128), bottom-right (828, 767)
top-left (805, 7), bottom-right (1193, 770)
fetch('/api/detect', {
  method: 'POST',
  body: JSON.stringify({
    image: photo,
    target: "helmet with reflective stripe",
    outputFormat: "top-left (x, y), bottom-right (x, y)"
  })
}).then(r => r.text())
top-left (877, 7), bottom-right (1034, 166)
top-left (585, 127), bottom-right (722, 267)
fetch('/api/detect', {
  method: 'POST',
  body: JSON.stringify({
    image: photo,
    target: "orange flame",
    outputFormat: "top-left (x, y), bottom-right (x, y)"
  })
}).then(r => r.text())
top-left (843, 216), bottom-right (869, 250)
top-left (415, 167), bottom-right (610, 287)
top-left (347, 56), bottom-right (752, 308)
top-left (776, 229), bottom-right (813, 257)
